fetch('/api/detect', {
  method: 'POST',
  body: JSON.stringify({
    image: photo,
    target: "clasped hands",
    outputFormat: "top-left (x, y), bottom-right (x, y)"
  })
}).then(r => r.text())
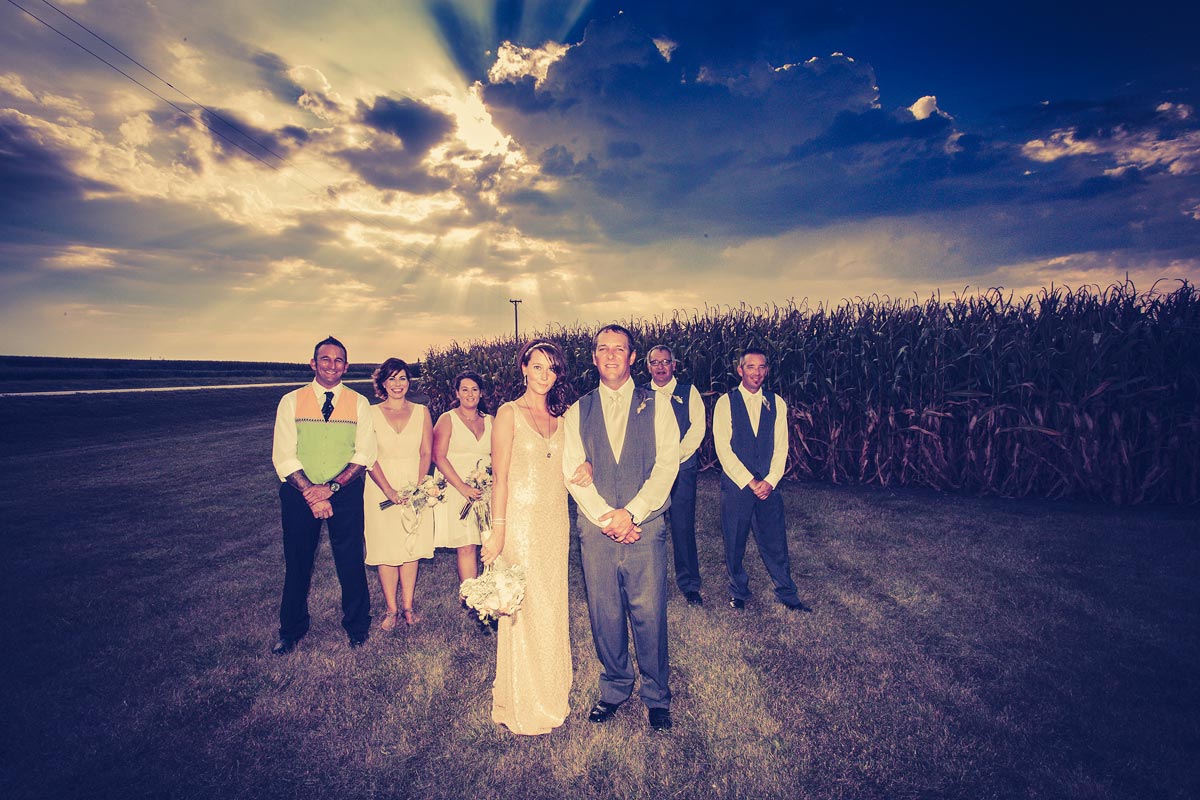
top-left (598, 507), bottom-right (641, 543)
top-left (748, 478), bottom-right (774, 500)
top-left (302, 483), bottom-right (335, 519)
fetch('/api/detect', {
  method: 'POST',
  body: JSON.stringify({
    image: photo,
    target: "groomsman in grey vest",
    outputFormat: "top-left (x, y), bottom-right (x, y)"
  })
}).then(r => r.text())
top-left (713, 347), bottom-right (812, 612)
top-left (564, 324), bottom-right (680, 731)
top-left (644, 345), bottom-right (707, 605)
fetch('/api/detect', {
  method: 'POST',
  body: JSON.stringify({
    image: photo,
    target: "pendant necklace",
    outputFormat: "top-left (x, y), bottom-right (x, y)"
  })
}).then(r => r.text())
top-left (522, 401), bottom-right (553, 458)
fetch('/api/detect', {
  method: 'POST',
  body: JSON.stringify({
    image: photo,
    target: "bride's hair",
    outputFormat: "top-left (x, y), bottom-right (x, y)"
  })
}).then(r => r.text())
top-left (518, 340), bottom-right (571, 417)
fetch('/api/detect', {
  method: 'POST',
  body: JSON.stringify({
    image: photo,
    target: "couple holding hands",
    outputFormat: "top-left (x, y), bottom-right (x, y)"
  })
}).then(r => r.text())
top-left (471, 323), bottom-right (680, 734)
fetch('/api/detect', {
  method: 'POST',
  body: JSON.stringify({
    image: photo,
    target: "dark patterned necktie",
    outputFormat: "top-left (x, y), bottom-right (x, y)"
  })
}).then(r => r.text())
top-left (322, 391), bottom-right (334, 422)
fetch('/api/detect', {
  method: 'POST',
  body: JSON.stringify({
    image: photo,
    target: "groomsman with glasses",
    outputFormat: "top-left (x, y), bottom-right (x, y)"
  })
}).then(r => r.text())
top-left (644, 345), bottom-right (707, 606)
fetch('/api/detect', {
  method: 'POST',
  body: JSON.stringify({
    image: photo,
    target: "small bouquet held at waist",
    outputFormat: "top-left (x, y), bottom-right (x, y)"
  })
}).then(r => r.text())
top-left (460, 560), bottom-right (526, 623)
top-left (458, 459), bottom-right (493, 536)
top-left (379, 475), bottom-right (446, 534)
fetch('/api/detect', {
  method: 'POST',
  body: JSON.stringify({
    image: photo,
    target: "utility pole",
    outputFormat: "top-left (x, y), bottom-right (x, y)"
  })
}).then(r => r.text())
top-left (509, 298), bottom-right (522, 340)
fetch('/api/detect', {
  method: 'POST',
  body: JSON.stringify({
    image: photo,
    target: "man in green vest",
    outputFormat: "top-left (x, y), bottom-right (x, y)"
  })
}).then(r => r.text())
top-left (270, 336), bottom-right (376, 654)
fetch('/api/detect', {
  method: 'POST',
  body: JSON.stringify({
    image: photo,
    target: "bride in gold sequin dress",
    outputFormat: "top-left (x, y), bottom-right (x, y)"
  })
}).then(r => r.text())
top-left (483, 341), bottom-right (587, 735)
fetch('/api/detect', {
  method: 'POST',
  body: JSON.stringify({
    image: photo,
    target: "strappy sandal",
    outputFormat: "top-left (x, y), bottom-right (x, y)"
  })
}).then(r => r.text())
top-left (403, 607), bottom-right (421, 626)
top-left (380, 610), bottom-right (399, 631)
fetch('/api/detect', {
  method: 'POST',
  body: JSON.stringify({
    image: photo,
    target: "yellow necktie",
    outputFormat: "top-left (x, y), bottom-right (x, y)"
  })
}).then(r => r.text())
top-left (605, 391), bottom-right (624, 460)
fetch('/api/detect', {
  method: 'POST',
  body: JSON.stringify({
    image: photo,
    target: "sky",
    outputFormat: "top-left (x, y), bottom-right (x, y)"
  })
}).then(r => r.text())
top-left (2, 0), bottom-right (1198, 362)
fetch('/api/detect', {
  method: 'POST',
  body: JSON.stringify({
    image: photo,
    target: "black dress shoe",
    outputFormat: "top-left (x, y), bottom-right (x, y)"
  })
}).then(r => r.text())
top-left (648, 708), bottom-right (672, 731)
top-left (271, 637), bottom-right (297, 655)
top-left (728, 597), bottom-right (745, 609)
top-left (588, 700), bottom-right (622, 723)
top-left (348, 633), bottom-right (369, 648)
top-left (684, 591), bottom-right (703, 606)
top-left (781, 598), bottom-right (814, 613)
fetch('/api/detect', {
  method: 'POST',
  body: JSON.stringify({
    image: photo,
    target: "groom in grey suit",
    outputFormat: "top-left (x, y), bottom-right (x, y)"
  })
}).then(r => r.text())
top-left (563, 323), bottom-right (680, 731)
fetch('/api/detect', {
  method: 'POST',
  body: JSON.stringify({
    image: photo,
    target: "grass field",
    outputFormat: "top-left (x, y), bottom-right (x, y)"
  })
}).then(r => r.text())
top-left (1, 388), bottom-right (1197, 800)
top-left (0, 355), bottom-right (379, 394)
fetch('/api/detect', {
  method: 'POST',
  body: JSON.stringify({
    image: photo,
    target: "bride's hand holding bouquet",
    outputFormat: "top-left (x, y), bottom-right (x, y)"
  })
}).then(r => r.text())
top-left (480, 522), bottom-right (505, 567)
top-left (462, 521), bottom-right (526, 622)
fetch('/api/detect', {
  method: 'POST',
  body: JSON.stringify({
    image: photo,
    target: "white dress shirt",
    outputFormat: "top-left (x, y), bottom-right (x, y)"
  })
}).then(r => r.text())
top-left (562, 377), bottom-right (680, 525)
top-left (272, 380), bottom-right (377, 481)
top-left (712, 384), bottom-right (789, 490)
top-left (649, 376), bottom-right (706, 463)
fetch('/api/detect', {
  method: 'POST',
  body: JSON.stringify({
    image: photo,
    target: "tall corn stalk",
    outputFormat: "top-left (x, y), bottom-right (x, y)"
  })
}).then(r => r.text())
top-left (416, 280), bottom-right (1199, 505)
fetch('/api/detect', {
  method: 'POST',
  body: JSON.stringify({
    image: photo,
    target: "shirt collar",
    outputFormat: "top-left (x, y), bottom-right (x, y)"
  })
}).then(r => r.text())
top-left (652, 376), bottom-right (678, 394)
top-left (737, 383), bottom-right (763, 404)
top-left (604, 378), bottom-right (635, 403)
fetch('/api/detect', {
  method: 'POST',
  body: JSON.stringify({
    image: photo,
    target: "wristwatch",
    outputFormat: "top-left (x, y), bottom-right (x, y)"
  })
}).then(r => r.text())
top-left (327, 480), bottom-right (341, 494)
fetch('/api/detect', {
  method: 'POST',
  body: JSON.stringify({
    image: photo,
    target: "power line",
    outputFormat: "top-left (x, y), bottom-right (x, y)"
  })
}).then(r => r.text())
top-left (5, 0), bottom-right (464, 281)
top-left (6, 0), bottom-right (285, 174)
top-left (37, 0), bottom-right (298, 173)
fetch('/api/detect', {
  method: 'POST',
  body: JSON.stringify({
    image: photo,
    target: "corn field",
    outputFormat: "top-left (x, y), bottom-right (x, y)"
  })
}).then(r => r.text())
top-left (418, 280), bottom-right (1200, 504)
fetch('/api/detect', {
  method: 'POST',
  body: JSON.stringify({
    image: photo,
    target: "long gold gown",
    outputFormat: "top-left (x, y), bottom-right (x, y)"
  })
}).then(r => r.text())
top-left (491, 404), bottom-right (572, 734)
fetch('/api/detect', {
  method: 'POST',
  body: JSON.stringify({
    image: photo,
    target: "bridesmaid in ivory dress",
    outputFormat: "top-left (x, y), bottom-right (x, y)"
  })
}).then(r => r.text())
top-left (432, 371), bottom-right (492, 590)
top-left (363, 358), bottom-right (434, 630)
top-left (482, 341), bottom-right (588, 735)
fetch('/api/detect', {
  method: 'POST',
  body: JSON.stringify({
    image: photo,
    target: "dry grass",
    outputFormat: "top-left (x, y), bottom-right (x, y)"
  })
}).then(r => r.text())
top-left (1, 389), bottom-right (1197, 800)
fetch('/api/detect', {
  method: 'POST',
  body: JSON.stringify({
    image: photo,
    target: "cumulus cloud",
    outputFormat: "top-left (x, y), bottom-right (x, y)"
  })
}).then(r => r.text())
top-left (908, 95), bottom-right (950, 121)
top-left (479, 16), bottom-right (1004, 244)
top-left (488, 41), bottom-right (571, 87)
top-left (2, 0), bottom-right (1197, 360)
top-left (289, 66), bottom-right (347, 120)
top-left (1023, 120), bottom-right (1200, 176)
top-left (358, 96), bottom-right (456, 156)
top-left (0, 112), bottom-right (110, 212)
top-left (195, 108), bottom-right (310, 165)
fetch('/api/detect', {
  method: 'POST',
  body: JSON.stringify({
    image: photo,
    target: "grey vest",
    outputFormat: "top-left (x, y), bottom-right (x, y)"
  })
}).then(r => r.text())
top-left (579, 385), bottom-right (670, 524)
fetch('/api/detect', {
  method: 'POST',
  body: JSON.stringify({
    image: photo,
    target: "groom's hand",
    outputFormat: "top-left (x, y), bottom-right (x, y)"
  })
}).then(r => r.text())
top-left (598, 508), bottom-right (641, 543)
top-left (309, 499), bottom-right (334, 519)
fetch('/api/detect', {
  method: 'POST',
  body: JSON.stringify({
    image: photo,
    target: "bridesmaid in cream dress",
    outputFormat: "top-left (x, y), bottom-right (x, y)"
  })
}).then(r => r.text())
top-left (482, 341), bottom-right (588, 735)
top-left (363, 358), bottom-right (434, 630)
top-left (432, 371), bottom-right (492, 587)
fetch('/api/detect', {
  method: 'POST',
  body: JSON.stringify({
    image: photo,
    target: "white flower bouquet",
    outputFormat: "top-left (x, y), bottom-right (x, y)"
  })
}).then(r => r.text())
top-left (379, 475), bottom-right (447, 535)
top-left (459, 561), bottom-right (526, 623)
top-left (379, 475), bottom-right (446, 512)
top-left (458, 459), bottom-right (493, 536)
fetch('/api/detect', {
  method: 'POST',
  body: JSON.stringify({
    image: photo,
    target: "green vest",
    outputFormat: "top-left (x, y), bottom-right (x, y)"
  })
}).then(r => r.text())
top-left (295, 386), bottom-right (360, 483)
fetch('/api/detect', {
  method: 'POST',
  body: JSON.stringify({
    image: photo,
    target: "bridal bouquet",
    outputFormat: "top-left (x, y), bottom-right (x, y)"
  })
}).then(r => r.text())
top-left (379, 476), bottom-right (446, 534)
top-left (460, 562), bottom-right (526, 623)
top-left (458, 459), bottom-right (493, 536)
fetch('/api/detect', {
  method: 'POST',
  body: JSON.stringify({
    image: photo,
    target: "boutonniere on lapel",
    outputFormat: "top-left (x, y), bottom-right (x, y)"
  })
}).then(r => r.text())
top-left (635, 398), bottom-right (649, 415)
top-left (671, 394), bottom-right (683, 404)
top-left (761, 395), bottom-right (771, 412)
